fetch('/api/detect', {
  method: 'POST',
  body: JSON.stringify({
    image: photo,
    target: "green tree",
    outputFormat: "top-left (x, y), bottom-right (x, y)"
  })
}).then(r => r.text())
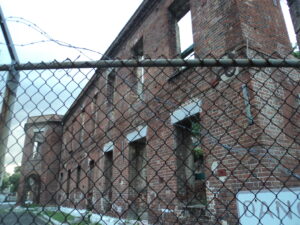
top-left (1, 172), bottom-right (10, 191)
top-left (8, 166), bottom-right (21, 193)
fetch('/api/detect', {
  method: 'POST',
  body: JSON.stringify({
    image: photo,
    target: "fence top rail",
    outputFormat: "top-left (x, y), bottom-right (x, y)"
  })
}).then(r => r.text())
top-left (0, 58), bottom-right (299, 71)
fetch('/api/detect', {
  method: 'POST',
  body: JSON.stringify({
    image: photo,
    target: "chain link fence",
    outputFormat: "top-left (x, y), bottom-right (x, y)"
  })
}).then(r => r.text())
top-left (0, 50), bottom-right (300, 224)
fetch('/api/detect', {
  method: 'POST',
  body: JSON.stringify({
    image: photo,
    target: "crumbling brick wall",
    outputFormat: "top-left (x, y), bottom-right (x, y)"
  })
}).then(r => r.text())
top-left (17, 115), bottom-right (63, 205)
top-left (18, 0), bottom-right (299, 224)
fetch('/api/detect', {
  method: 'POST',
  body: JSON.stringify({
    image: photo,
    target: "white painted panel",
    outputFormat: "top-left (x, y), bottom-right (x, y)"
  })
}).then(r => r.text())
top-left (237, 187), bottom-right (300, 225)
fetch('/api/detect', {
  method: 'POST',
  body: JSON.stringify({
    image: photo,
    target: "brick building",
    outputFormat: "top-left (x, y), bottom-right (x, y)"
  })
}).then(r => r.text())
top-left (18, 115), bottom-right (63, 205)
top-left (18, 0), bottom-right (300, 224)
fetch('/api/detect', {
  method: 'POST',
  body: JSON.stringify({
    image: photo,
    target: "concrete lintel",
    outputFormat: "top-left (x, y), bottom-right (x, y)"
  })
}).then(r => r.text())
top-left (171, 101), bottom-right (202, 124)
top-left (103, 141), bottom-right (114, 152)
top-left (126, 126), bottom-right (147, 143)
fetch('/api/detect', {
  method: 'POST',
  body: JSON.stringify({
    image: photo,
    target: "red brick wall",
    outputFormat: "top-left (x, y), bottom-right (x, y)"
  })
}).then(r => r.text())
top-left (18, 0), bottom-right (297, 224)
top-left (18, 116), bottom-right (63, 205)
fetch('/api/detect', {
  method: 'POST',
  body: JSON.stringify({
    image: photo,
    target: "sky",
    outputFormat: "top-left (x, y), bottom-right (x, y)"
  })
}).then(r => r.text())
top-left (0, 0), bottom-right (297, 174)
top-left (0, 0), bottom-right (143, 174)
top-left (0, 0), bottom-right (143, 63)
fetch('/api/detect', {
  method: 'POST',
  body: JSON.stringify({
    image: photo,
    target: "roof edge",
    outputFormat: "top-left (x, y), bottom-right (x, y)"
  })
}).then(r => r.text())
top-left (62, 0), bottom-right (161, 123)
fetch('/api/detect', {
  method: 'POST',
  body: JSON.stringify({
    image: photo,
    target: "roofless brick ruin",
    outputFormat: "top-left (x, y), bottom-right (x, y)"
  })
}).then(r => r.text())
top-left (17, 0), bottom-right (300, 224)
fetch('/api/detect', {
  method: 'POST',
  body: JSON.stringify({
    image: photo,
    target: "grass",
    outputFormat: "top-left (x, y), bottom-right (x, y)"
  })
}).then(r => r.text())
top-left (73, 221), bottom-right (103, 225)
top-left (0, 208), bottom-right (9, 214)
top-left (23, 203), bottom-right (40, 209)
top-left (43, 210), bottom-right (75, 223)
top-left (0, 204), bottom-right (105, 225)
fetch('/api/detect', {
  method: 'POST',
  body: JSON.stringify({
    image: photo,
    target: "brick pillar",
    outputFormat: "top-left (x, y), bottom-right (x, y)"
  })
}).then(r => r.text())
top-left (192, 0), bottom-right (291, 57)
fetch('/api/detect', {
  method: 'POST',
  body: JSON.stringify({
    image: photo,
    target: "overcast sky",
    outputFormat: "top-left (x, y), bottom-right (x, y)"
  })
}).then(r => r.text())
top-left (0, 0), bottom-right (297, 64)
top-left (0, 0), bottom-right (297, 174)
top-left (0, 0), bottom-right (143, 63)
top-left (0, 0), bottom-right (143, 174)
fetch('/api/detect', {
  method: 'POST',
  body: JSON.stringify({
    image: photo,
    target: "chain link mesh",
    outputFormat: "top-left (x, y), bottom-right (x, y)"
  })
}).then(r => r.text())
top-left (0, 51), bottom-right (300, 225)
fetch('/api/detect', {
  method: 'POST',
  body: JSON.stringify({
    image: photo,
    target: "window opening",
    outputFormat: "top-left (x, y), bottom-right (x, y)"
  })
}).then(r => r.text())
top-left (32, 130), bottom-right (44, 159)
top-left (107, 71), bottom-right (116, 124)
top-left (133, 39), bottom-right (144, 97)
top-left (93, 93), bottom-right (99, 136)
top-left (88, 160), bottom-right (95, 188)
top-left (103, 150), bottom-right (113, 212)
top-left (25, 175), bottom-right (41, 204)
top-left (174, 117), bottom-right (206, 206)
top-left (66, 169), bottom-right (71, 198)
top-left (32, 142), bottom-right (41, 159)
top-left (177, 11), bottom-right (194, 59)
top-left (170, 0), bottom-right (194, 59)
top-left (87, 160), bottom-right (95, 210)
top-left (128, 138), bottom-right (148, 220)
top-left (280, 0), bottom-right (298, 49)
top-left (76, 165), bottom-right (81, 188)
top-left (80, 106), bottom-right (86, 144)
top-left (70, 118), bottom-right (76, 153)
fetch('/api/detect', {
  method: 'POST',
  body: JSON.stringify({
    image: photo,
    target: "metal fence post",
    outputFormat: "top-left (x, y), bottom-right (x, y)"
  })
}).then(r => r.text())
top-left (0, 6), bottom-right (20, 186)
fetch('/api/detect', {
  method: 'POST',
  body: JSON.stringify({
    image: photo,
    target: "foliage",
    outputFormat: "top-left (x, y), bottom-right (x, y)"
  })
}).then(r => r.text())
top-left (191, 122), bottom-right (201, 136)
top-left (8, 166), bottom-right (21, 193)
top-left (1, 172), bottom-right (10, 191)
top-left (24, 203), bottom-right (40, 208)
top-left (14, 166), bottom-right (21, 173)
top-left (191, 122), bottom-right (203, 157)
top-left (293, 51), bottom-right (300, 59)
top-left (44, 210), bottom-right (75, 223)
top-left (1, 166), bottom-right (21, 193)
top-left (193, 147), bottom-right (203, 157)
top-left (292, 45), bottom-right (300, 59)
